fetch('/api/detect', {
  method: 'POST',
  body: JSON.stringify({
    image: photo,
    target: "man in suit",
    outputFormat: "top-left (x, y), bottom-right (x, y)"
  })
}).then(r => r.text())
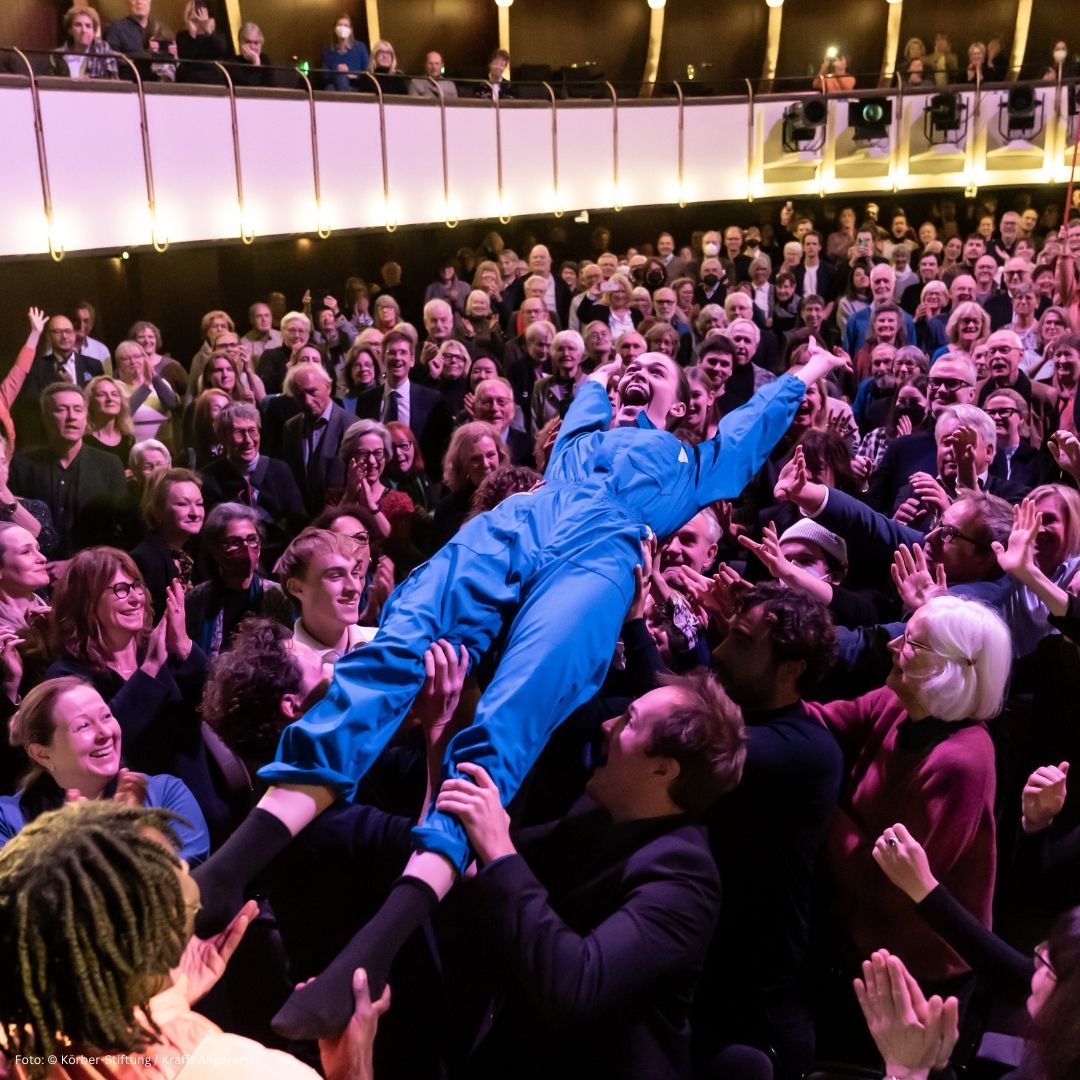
top-left (658, 231), bottom-right (689, 284)
top-left (13, 314), bottom-right (104, 449)
top-left (502, 245), bottom-right (573, 329)
top-left (866, 355), bottom-right (977, 512)
top-left (199, 402), bottom-right (307, 551)
top-left (356, 329), bottom-right (453, 480)
top-left (792, 231), bottom-right (837, 321)
top-left (9, 383), bottom-right (124, 556)
top-left (473, 377), bottom-right (534, 466)
top-left (438, 674), bottom-right (741, 1080)
top-left (976, 328), bottom-right (1059, 448)
top-left (281, 366), bottom-right (350, 517)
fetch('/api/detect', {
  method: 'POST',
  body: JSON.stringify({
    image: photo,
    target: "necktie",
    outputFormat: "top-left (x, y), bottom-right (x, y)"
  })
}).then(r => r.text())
top-left (384, 390), bottom-right (399, 423)
top-left (55, 359), bottom-right (73, 383)
top-left (242, 476), bottom-right (255, 506)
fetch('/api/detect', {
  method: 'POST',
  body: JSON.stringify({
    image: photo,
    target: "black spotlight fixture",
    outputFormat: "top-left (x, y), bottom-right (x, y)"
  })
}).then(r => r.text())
top-left (847, 97), bottom-right (892, 143)
top-left (997, 85), bottom-right (1044, 140)
top-left (782, 96), bottom-right (828, 153)
top-left (923, 92), bottom-right (968, 146)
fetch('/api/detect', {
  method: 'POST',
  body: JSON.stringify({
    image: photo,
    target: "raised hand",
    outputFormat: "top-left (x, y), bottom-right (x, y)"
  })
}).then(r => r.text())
top-left (697, 562), bottom-right (751, 622)
top-left (173, 899), bottom-right (259, 1006)
top-left (737, 521), bottom-right (791, 581)
top-left (1022, 761), bottom-right (1069, 833)
top-left (992, 498), bottom-right (1041, 579)
top-left (113, 768), bottom-right (149, 808)
top-left (774, 445), bottom-right (809, 502)
top-left (163, 578), bottom-right (192, 661)
top-left (943, 425), bottom-right (980, 490)
top-left (27, 307), bottom-right (47, 335)
top-left (893, 496), bottom-right (923, 526)
top-left (890, 543), bottom-right (947, 610)
top-left (908, 472), bottom-right (951, 515)
top-left (319, 968), bottom-right (391, 1080)
top-left (1048, 430), bottom-right (1080, 479)
top-left (872, 822), bottom-right (938, 903)
top-left (415, 639), bottom-right (470, 747)
top-left (896, 413), bottom-right (913, 438)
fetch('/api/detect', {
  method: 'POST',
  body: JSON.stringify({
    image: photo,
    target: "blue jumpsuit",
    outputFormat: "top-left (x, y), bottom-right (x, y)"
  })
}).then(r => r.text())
top-left (260, 374), bottom-right (807, 871)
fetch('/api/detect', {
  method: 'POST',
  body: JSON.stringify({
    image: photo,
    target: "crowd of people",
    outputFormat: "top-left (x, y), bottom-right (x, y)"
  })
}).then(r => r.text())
top-left (0, 190), bottom-right (1079, 1080)
top-left (30, 2), bottom-right (1078, 94)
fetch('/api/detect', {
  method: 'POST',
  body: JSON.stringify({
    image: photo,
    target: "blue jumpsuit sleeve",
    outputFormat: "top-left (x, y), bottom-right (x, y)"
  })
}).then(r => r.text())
top-left (545, 380), bottom-right (612, 483)
top-left (693, 374), bottom-right (807, 503)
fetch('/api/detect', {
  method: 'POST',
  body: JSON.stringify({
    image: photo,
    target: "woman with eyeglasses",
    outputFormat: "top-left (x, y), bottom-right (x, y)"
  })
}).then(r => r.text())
top-left (184, 503), bottom-right (293, 661)
top-left (1026, 308), bottom-right (1074, 383)
top-left (933, 302), bottom-right (991, 362)
top-left (804, 595), bottom-right (1012, 998)
top-left (43, 547), bottom-right (231, 842)
top-left (385, 420), bottom-right (434, 513)
top-left (0, 677), bottom-right (209, 863)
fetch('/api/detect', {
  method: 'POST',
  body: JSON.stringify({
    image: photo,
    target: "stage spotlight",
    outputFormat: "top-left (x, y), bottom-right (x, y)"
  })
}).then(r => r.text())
top-left (848, 97), bottom-right (892, 142)
top-left (782, 96), bottom-right (828, 153)
top-left (997, 85), bottom-right (1043, 140)
top-left (923, 92), bottom-right (968, 146)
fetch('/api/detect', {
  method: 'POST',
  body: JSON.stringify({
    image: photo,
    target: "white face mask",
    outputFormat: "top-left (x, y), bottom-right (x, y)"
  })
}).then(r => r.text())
top-left (335, 25), bottom-right (350, 40)
top-left (703, 242), bottom-right (719, 257)
top-left (1054, 48), bottom-right (1068, 65)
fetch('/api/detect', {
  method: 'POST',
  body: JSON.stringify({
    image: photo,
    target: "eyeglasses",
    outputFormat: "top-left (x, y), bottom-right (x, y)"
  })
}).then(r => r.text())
top-left (900, 629), bottom-right (934, 653)
top-left (104, 581), bottom-right (146, 600)
top-left (349, 532), bottom-right (370, 547)
top-left (927, 377), bottom-right (973, 392)
top-left (218, 535), bottom-right (261, 552)
top-left (986, 407), bottom-right (1019, 418)
top-left (391, 441), bottom-right (413, 452)
top-left (929, 523), bottom-right (987, 548)
top-left (351, 449), bottom-right (385, 462)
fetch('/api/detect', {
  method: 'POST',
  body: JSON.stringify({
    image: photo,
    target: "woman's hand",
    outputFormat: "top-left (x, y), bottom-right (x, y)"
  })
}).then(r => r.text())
top-left (991, 498), bottom-right (1041, 580)
top-left (890, 543), bottom-right (947, 611)
top-left (853, 949), bottom-right (959, 1080)
top-left (140, 617), bottom-right (168, 679)
top-left (896, 413), bottom-right (914, 438)
top-left (627, 539), bottom-right (656, 621)
top-left (172, 899), bottom-right (259, 1006)
top-left (1048, 430), bottom-right (1080, 479)
top-left (113, 768), bottom-right (149, 808)
top-left (164, 579), bottom-right (192, 661)
top-left (346, 458), bottom-right (381, 514)
top-left (319, 968), bottom-right (391, 1080)
top-left (738, 521), bottom-right (793, 581)
top-left (359, 556), bottom-right (395, 625)
top-left (1022, 761), bottom-right (1069, 833)
top-left (27, 306), bottom-right (47, 336)
top-left (0, 627), bottom-right (23, 702)
top-left (435, 762), bottom-right (515, 865)
top-left (872, 822), bottom-right (939, 903)
top-left (773, 444), bottom-right (809, 503)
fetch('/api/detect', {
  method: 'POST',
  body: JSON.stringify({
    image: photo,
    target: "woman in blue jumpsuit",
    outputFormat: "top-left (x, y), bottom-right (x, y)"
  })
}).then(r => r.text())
top-left (196, 349), bottom-right (846, 1038)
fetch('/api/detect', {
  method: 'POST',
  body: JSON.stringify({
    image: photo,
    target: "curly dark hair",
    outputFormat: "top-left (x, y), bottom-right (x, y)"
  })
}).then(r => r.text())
top-left (741, 580), bottom-right (838, 692)
top-left (199, 616), bottom-right (302, 766)
top-left (466, 464), bottom-right (543, 521)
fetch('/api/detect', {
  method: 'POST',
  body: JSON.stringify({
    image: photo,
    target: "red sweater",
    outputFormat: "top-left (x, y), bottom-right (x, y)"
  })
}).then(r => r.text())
top-left (805, 687), bottom-right (996, 983)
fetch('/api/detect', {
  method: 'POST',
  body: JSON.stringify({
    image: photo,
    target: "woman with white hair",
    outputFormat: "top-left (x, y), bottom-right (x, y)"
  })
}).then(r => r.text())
top-left (806, 595), bottom-right (1011, 990)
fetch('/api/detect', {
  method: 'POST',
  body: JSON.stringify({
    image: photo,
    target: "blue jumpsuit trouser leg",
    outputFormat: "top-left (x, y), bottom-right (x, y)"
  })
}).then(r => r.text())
top-left (412, 555), bottom-right (634, 872)
top-left (260, 538), bottom-right (521, 795)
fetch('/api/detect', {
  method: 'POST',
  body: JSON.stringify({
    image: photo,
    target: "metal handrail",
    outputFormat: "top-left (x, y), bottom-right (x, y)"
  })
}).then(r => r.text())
top-left (8, 47), bottom-right (63, 260)
top-left (540, 81), bottom-right (562, 216)
top-left (296, 67), bottom-right (331, 238)
top-left (604, 80), bottom-right (620, 211)
top-left (355, 70), bottom-right (395, 231)
top-left (744, 77), bottom-right (755, 204)
top-left (672, 80), bottom-right (685, 208)
top-left (429, 76), bottom-right (456, 228)
top-left (211, 60), bottom-right (254, 243)
top-left (489, 81), bottom-right (511, 224)
top-left (112, 51), bottom-right (168, 252)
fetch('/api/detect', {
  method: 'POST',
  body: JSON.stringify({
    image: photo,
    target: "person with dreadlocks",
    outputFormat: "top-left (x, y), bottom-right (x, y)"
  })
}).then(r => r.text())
top-left (190, 344), bottom-right (850, 1040)
top-left (0, 801), bottom-right (386, 1079)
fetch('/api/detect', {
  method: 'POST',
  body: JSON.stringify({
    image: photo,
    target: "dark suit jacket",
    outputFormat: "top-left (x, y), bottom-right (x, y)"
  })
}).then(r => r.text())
top-left (9, 443), bottom-right (125, 556)
top-left (254, 345), bottom-right (291, 395)
top-left (462, 801), bottom-right (721, 1080)
top-left (282, 405), bottom-right (352, 515)
top-left (865, 429), bottom-right (937, 512)
top-left (13, 355), bottom-right (105, 450)
top-left (793, 261), bottom-right (838, 303)
top-left (505, 426), bottom-right (535, 468)
top-left (199, 454), bottom-right (307, 533)
top-left (131, 531), bottom-right (186, 620)
top-left (989, 442), bottom-right (1056, 495)
top-left (504, 274), bottom-right (573, 329)
top-left (356, 382), bottom-right (453, 481)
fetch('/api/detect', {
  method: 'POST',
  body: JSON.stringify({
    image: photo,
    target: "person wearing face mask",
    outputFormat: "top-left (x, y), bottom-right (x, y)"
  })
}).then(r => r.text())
top-left (858, 373), bottom-right (929, 469)
top-left (694, 256), bottom-right (728, 311)
top-left (321, 14), bottom-right (369, 92)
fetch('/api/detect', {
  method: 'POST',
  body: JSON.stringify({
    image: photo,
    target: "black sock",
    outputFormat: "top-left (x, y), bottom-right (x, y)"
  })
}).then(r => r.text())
top-left (192, 808), bottom-right (294, 936)
top-left (271, 875), bottom-right (440, 1041)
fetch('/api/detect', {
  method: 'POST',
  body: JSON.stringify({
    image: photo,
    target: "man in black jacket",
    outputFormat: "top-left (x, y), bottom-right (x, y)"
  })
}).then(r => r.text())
top-left (9, 383), bottom-right (124, 556)
top-left (437, 673), bottom-right (744, 1080)
top-left (281, 366), bottom-right (351, 517)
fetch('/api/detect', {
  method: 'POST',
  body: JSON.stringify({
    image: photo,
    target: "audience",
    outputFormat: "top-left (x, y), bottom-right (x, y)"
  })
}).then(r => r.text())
top-left (4, 95), bottom-right (1080, 1073)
